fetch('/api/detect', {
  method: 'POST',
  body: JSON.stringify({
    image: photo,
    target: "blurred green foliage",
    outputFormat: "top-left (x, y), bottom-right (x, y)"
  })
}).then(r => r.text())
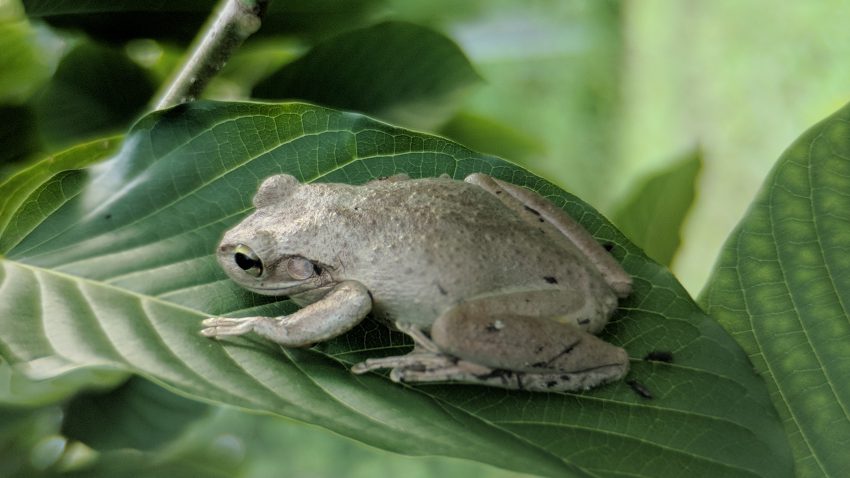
top-left (2, 0), bottom-right (849, 476)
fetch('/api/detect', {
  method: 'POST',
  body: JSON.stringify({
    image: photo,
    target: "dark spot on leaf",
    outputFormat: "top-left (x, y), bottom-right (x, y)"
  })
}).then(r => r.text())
top-left (644, 351), bottom-right (674, 363)
top-left (628, 379), bottom-right (653, 399)
top-left (603, 243), bottom-right (614, 252)
top-left (104, 214), bottom-right (112, 220)
top-left (535, 346), bottom-right (545, 353)
top-left (524, 205), bottom-right (541, 216)
top-left (538, 218), bottom-right (545, 223)
top-left (543, 276), bottom-right (558, 284)
top-left (354, 206), bottom-right (360, 211)
top-left (577, 318), bottom-right (591, 326)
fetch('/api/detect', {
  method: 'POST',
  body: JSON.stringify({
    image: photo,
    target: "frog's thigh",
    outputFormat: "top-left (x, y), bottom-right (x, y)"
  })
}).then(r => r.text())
top-left (464, 173), bottom-right (632, 298)
top-left (427, 295), bottom-right (629, 391)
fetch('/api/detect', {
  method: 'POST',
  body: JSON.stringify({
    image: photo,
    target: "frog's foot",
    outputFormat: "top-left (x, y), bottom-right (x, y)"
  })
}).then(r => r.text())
top-left (351, 321), bottom-right (447, 374)
top-left (201, 317), bottom-right (260, 337)
top-left (353, 352), bottom-right (621, 392)
top-left (394, 321), bottom-right (441, 353)
top-left (351, 352), bottom-right (458, 375)
top-left (391, 359), bottom-right (624, 392)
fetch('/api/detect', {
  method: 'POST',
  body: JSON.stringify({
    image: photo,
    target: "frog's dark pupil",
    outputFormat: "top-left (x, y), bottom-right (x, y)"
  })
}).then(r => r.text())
top-left (235, 252), bottom-right (260, 271)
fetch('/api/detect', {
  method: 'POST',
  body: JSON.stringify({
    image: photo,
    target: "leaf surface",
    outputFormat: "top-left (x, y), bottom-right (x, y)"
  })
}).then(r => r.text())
top-left (701, 102), bottom-right (850, 476)
top-left (0, 101), bottom-right (790, 477)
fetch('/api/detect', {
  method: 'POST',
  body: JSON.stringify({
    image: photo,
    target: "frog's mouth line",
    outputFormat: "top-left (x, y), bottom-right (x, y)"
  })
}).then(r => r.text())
top-left (245, 282), bottom-right (306, 295)
top-left (243, 280), bottom-right (333, 298)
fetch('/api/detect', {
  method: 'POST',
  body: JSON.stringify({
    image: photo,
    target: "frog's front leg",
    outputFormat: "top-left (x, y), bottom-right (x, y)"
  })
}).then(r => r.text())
top-left (201, 281), bottom-right (371, 347)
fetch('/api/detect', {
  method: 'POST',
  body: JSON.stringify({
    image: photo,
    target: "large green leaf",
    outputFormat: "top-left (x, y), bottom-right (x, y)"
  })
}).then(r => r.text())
top-left (253, 21), bottom-right (482, 131)
top-left (0, 101), bottom-right (790, 477)
top-left (0, 15), bottom-right (62, 105)
top-left (31, 42), bottom-right (155, 149)
top-left (701, 102), bottom-right (850, 476)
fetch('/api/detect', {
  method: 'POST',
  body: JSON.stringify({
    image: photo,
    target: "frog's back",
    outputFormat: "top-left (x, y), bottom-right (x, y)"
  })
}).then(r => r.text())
top-left (329, 178), bottom-right (610, 326)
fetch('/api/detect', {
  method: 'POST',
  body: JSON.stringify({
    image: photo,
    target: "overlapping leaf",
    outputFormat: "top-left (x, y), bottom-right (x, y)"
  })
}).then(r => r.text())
top-left (22, 0), bottom-right (381, 42)
top-left (0, 101), bottom-right (790, 477)
top-left (253, 21), bottom-right (482, 130)
top-left (701, 102), bottom-right (850, 476)
top-left (613, 150), bottom-right (701, 266)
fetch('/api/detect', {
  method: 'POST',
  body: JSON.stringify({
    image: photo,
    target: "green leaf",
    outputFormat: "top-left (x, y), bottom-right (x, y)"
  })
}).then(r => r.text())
top-left (59, 449), bottom-right (236, 478)
top-left (62, 377), bottom-right (209, 451)
top-left (439, 110), bottom-right (545, 164)
top-left (31, 42), bottom-right (155, 149)
top-left (0, 405), bottom-right (64, 477)
top-left (0, 17), bottom-right (62, 105)
top-left (612, 150), bottom-right (701, 266)
top-left (253, 21), bottom-right (482, 131)
top-left (700, 102), bottom-right (850, 476)
top-left (0, 136), bottom-right (121, 253)
top-left (0, 101), bottom-right (791, 477)
top-left (0, 105), bottom-right (40, 167)
top-left (22, 0), bottom-right (382, 43)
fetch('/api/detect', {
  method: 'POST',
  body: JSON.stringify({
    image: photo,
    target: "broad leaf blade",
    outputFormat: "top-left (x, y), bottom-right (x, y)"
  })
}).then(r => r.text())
top-left (701, 103), bottom-right (850, 476)
top-left (612, 150), bottom-right (701, 266)
top-left (253, 21), bottom-right (482, 131)
top-left (0, 101), bottom-right (791, 477)
top-left (31, 42), bottom-right (155, 148)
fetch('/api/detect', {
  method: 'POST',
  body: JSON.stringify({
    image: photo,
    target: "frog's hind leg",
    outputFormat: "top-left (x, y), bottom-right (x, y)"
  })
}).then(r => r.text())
top-left (464, 173), bottom-right (632, 298)
top-left (427, 302), bottom-right (629, 391)
top-left (353, 296), bottom-right (630, 392)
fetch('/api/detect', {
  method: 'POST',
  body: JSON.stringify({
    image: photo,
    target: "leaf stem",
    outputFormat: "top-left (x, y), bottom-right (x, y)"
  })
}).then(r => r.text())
top-left (151, 0), bottom-right (269, 110)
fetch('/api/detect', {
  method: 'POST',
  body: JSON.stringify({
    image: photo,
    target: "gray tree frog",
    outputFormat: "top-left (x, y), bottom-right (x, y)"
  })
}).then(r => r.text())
top-left (202, 173), bottom-right (632, 392)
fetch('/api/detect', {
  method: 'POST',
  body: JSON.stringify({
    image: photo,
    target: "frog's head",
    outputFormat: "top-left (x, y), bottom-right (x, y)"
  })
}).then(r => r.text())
top-left (216, 175), bottom-right (335, 297)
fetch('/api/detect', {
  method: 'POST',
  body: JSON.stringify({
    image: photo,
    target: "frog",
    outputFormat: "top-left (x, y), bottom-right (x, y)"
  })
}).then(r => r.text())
top-left (201, 172), bottom-right (633, 392)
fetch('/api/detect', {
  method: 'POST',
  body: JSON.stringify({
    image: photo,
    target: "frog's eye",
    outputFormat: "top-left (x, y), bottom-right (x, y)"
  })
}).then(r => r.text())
top-left (234, 244), bottom-right (263, 277)
top-left (286, 256), bottom-right (315, 280)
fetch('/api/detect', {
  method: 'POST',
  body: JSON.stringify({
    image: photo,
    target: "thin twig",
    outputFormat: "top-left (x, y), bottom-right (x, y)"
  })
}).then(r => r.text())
top-left (151, 0), bottom-right (269, 110)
